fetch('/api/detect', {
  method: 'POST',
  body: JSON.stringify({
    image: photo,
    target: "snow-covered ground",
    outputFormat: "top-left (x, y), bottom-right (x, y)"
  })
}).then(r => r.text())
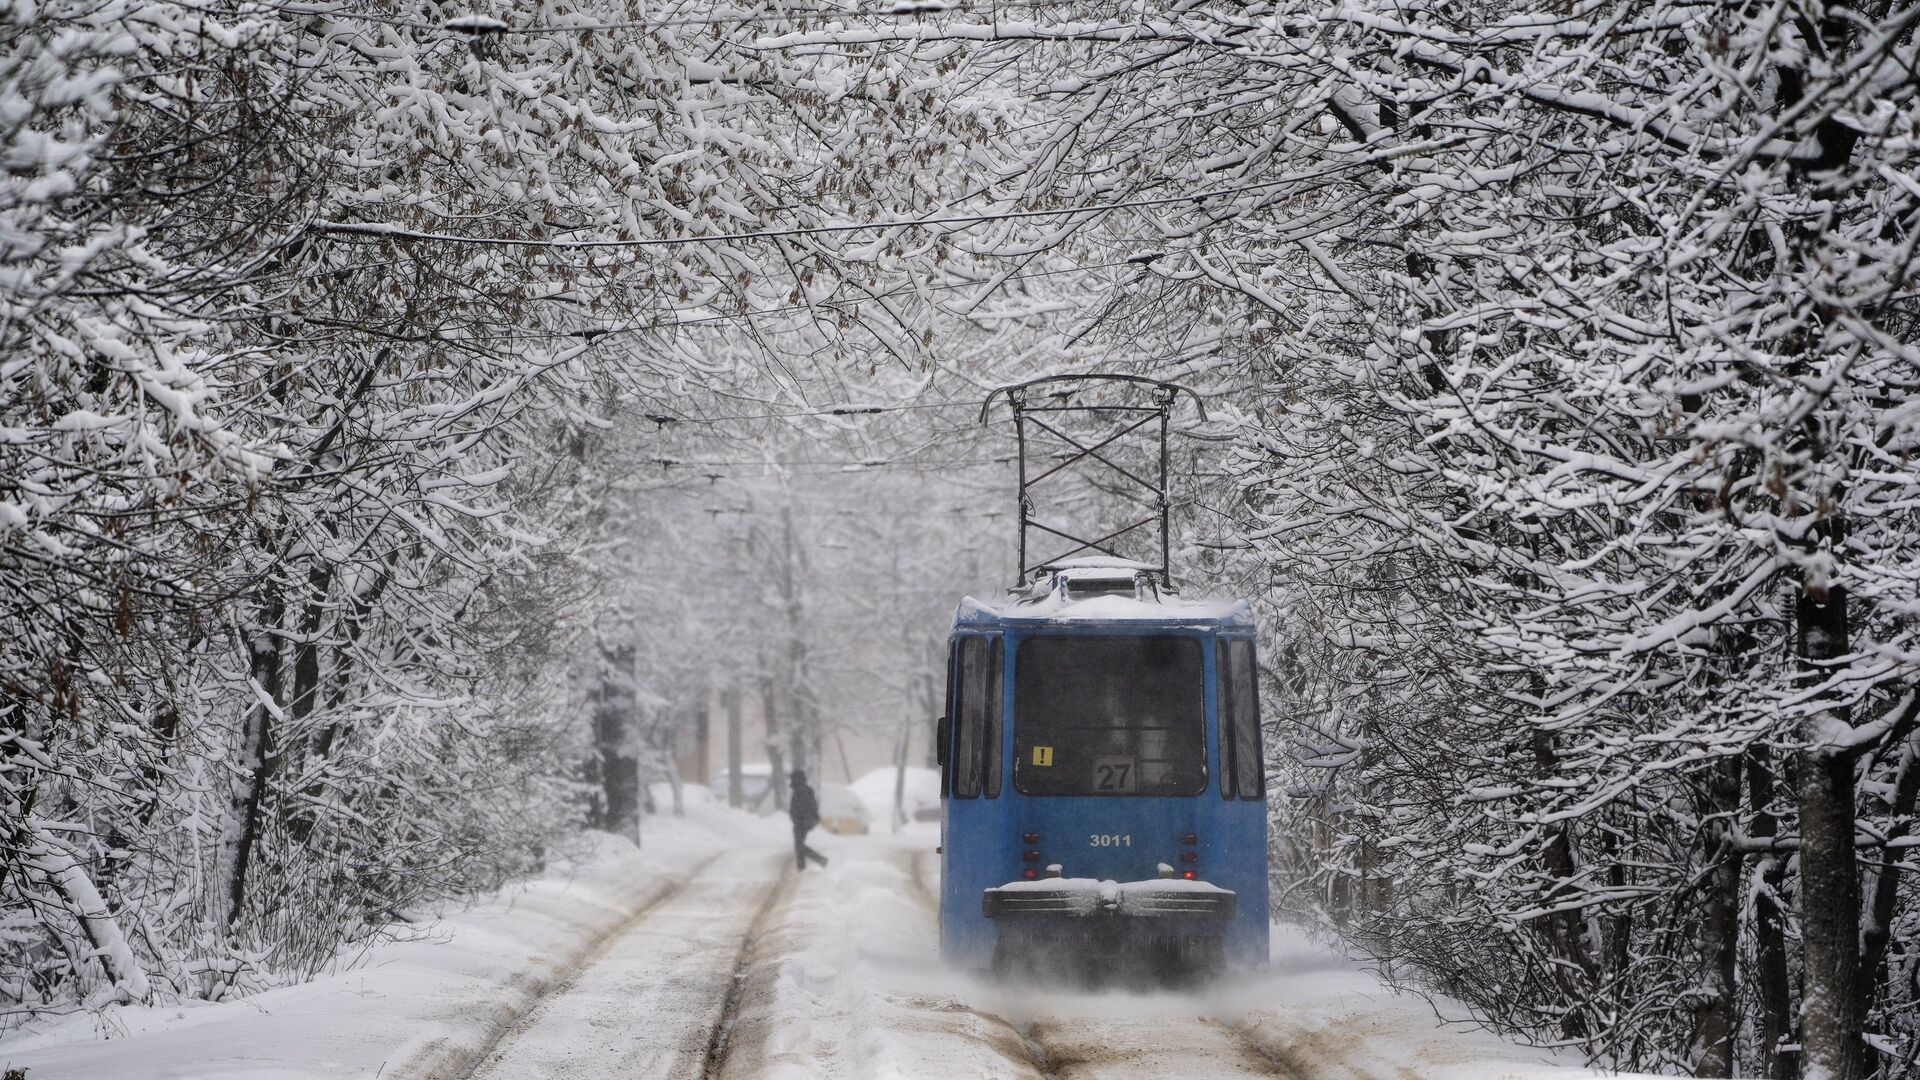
top-left (711, 830), bottom-right (1653, 1080)
top-left (3, 806), bottom-right (1651, 1080)
top-left (0, 798), bottom-right (784, 1080)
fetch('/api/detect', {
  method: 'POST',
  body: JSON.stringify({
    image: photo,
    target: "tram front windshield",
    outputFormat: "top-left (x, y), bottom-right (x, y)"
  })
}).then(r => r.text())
top-left (1013, 635), bottom-right (1206, 796)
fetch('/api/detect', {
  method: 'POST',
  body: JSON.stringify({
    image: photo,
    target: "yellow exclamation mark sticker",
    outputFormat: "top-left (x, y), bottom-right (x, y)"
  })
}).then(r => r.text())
top-left (1032, 746), bottom-right (1054, 767)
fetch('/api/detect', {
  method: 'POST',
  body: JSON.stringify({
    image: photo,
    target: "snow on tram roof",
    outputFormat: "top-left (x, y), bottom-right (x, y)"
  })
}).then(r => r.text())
top-left (954, 558), bottom-right (1252, 627)
top-left (954, 589), bottom-right (1252, 627)
top-left (1045, 555), bottom-right (1155, 572)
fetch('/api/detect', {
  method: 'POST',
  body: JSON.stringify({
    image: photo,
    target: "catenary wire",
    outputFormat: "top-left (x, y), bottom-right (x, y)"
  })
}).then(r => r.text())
top-left (177, 0), bottom-right (1093, 34)
top-left (460, 254), bottom-right (1160, 347)
top-left (305, 168), bottom-right (1349, 250)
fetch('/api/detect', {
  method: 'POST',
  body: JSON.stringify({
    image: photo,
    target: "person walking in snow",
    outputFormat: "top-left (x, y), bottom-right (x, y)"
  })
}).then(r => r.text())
top-left (788, 769), bottom-right (828, 870)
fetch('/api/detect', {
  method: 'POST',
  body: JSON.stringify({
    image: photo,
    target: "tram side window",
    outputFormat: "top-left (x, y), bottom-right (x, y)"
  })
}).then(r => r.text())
top-left (1221, 639), bottom-right (1265, 800)
top-left (951, 636), bottom-right (1003, 798)
top-left (940, 642), bottom-right (956, 797)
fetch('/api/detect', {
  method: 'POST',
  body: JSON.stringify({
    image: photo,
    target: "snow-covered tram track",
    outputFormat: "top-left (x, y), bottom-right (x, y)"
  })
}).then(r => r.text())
top-left (702, 859), bottom-right (801, 1078)
top-left (1021, 1013), bottom-right (1294, 1079)
top-left (456, 848), bottom-right (791, 1080)
top-left (904, 847), bottom-right (1295, 1079)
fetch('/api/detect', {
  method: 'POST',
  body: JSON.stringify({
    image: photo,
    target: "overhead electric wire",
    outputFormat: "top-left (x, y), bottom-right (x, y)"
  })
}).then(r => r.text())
top-left (463, 253), bottom-right (1155, 348)
top-left (663, 399), bottom-right (972, 423)
top-left (234, 243), bottom-right (1158, 350)
top-left (306, 169), bottom-right (1334, 250)
top-left (697, 506), bottom-right (1010, 516)
top-left (443, 0), bottom-right (1085, 35)
top-left (648, 453), bottom-right (1014, 469)
top-left (648, 377), bottom-right (1251, 428)
top-left (198, 0), bottom-right (1089, 34)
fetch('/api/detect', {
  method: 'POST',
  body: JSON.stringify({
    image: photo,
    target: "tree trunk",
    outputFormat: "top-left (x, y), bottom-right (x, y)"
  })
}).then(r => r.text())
top-left (667, 751), bottom-right (685, 818)
top-left (1794, 581), bottom-right (1864, 1080)
top-left (891, 706), bottom-right (911, 832)
top-left (1774, 7), bottom-right (1870, 1068)
top-left (1532, 728), bottom-right (1596, 1039)
top-left (1859, 724), bottom-right (1919, 1073)
top-left (282, 561), bottom-right (333, 844)
top-left (20, 821), bottom-right (151, 1001)
top-left (592, 642), bottom-right (640, 843)
top-left (1747, 747), bottom-right (1799, 1080)
top-left (762, 676), bottom-right (787, 812)
top-left (220, 582), bottom-right (287, 927)
top-left (1690, 757), bottom-right (1741, 1077)
top-left (1600, 824), bottom-right (1632, 977)
top-left (693, 698), bottom-right (710, 789)
top-left (287, 562), bottom-right (333, 732)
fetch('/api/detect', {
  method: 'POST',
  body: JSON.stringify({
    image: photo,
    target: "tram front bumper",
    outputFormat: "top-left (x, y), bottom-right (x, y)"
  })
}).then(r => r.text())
top-left (982, 877), bottom-right (1236, 921)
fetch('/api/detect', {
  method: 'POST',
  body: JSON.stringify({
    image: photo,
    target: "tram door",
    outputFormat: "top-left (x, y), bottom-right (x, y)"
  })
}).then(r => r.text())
top-left (939, 633), bottom-right (1006, 962)
top-left (1214, 635), bottom-right (1270, 963)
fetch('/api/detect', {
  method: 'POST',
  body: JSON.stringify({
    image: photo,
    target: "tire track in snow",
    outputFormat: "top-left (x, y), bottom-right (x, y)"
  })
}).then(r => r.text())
top-left (459, 848), bottom-right (788, 1080)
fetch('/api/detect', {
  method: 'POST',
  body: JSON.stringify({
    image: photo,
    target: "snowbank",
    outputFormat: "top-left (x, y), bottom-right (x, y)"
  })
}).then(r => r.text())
top-left (0, 804), bottom-right (778, 1080)
top-left (849, 766), bottom-right (940, 824)
top-left (1225, 925), bottom-right (1663, 1080)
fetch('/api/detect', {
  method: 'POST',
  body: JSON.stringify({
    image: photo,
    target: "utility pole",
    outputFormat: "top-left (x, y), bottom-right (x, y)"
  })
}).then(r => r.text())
top-left (890, 535), bottom-right (911, 831)
top-left (693, 698), bottom-right (709, 788)
top-left (891, 707), bottom-right (911, 831)
top-left (778, 500), bottom-right (814, 786)
top-left (725, 683), bottom-right (742, 809)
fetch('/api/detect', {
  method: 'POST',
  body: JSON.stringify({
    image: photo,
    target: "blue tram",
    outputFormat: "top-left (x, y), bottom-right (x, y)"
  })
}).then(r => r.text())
top-left (936, 559), bottom-right (1268, 981)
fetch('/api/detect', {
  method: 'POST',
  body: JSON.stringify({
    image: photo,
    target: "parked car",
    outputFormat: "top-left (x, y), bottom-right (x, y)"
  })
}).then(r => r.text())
top-left (708, 764), bottom-right (777, 815)
top-left (851, 766), bottom-right (942, 826)
top-left (817, 783), bottom-right (871, 835)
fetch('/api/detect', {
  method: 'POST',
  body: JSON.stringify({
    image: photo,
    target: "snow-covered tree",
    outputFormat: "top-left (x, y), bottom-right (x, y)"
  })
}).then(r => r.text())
top-left (765, 1), bottom-right (1919, 1074)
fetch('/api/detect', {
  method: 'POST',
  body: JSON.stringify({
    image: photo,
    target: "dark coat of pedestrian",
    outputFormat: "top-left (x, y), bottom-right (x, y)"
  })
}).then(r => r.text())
top-left (788, 769), bottom-right (828, 870)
